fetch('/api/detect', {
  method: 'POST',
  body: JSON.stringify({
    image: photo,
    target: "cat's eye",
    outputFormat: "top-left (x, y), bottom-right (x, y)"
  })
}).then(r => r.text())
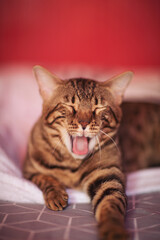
top-left (64, 95), bottom-right (69, 102)
top-left (71, 95), bottom-right (75, 104)
top-left (101, 116), bottom-right (106, 120)
top-left (92, 109), bottom-right (96, 117)
top-left (72, 106), bottom-right (76, 115)
top-left (101, 114), bottom-right (109, 122)
top-left (61, 110), bottom-right (66, 115)
top-left (95, 97), bottom-right (98, 105)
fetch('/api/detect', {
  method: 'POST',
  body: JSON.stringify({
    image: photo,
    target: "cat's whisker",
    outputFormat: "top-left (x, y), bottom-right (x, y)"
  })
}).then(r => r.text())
top-left (96, 136), bottom-right (101, 162)
top-left (89, 144), bottom-right (96, 159)
top-left (52, 138), bottom-right (62, 153)
top-left (100, 130), bottom-right (120, 154)
top-left (89, 150), bottom-right (94, 160)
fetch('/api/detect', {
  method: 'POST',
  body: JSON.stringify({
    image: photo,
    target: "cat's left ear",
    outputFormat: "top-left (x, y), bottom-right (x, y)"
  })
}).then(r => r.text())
top-left (102, 71), bottom-right (133, 105)
top-left (33, 65), bottom-right (62, 102)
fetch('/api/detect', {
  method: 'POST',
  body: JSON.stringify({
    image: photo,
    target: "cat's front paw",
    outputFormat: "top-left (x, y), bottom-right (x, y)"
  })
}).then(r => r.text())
top-left (99, 225), bottom-right (129, 240)
top-left (103, 230), bottom-right (129, 240)
top-left (43, 187), bottom-right (68, 211)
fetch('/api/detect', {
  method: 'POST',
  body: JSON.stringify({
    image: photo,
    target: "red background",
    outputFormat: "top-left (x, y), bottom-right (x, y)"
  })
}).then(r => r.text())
top-left (0, 0), bottom-right (160, 68)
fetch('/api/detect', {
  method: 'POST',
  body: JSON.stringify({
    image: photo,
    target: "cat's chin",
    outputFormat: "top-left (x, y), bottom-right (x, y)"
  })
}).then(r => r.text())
top-left (70, 152), bottom-right (88, 160)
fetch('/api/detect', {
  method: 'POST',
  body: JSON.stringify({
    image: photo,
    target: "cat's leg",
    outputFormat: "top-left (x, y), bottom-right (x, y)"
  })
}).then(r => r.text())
top-left (28, 173), bottom-right (68, 210)
top-left (93, 190), bottom-right (128, 240)
top-left (84, 169), bottom-right (128, 240)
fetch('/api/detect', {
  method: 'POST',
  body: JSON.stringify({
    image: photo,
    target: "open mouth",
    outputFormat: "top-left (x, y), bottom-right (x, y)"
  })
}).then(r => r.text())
top-left (70, 136), bottom-right (90, 156)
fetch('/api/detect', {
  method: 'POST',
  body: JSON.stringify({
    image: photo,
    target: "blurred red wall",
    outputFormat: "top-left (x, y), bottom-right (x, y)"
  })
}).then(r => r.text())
top-left (0, 0), bottom-right (160, 67)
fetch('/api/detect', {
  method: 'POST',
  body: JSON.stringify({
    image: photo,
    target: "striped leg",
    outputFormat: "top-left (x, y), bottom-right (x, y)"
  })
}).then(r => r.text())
top-left (85, 167), bottom-right (128, 240)
top-left (28, 173), bottom-right (68, 211)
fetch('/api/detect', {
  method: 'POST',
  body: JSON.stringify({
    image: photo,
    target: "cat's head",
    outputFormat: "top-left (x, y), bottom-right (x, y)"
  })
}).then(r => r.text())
top-left (33, 66), bottom-right (133, 159)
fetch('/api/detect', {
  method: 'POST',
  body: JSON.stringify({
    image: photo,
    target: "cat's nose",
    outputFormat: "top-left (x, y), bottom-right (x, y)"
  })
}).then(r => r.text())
top-left (79, 120), bottom-right (89, 130)
top-left (77, 108), bottom-right (92, 129)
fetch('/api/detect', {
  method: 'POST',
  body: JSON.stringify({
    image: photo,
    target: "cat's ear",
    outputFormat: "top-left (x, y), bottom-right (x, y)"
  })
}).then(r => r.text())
top-left (102, 71), bottom-right (133, 105)
top-left (33, 65), bottom-right (62, 101)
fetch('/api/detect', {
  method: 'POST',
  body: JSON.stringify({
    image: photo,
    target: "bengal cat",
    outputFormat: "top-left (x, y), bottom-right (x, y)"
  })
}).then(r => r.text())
top-left (23, 66), bottom-right (160, 240)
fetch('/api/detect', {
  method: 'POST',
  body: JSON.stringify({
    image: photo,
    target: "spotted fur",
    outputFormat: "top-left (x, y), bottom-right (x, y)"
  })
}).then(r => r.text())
top-left (23, 66), bottom-right (160, 240)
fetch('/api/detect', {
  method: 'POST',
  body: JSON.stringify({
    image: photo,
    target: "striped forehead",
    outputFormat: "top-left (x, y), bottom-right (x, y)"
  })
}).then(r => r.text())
top-left (70, 78), bottom-right (96, 100)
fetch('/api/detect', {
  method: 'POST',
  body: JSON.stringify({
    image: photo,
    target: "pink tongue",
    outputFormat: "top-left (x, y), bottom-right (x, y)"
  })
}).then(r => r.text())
top-left (72, 136), bottom-right (88, 155)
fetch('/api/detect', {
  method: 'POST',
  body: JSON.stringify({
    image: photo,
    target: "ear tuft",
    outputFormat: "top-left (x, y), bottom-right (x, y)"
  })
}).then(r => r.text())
top-left (33, 65), bottom-right (62, 101)
top-left (103, 71), bottom-right (133, 105)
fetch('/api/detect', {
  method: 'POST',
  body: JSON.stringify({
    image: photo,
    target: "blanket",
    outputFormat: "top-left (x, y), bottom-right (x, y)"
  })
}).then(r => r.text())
top-left (0, 147), bottom-right (160, 204)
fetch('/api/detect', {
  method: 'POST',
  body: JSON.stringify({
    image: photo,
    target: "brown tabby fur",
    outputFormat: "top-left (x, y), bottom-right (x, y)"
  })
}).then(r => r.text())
top-left (119, 102), bottom-right (160, 173)
top-left (23, 66), bottom-right (160, 240)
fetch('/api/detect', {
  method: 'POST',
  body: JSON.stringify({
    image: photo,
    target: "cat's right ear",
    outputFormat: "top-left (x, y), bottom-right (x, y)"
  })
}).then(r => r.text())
top-left (33, 65), bottom-right (62, 102)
